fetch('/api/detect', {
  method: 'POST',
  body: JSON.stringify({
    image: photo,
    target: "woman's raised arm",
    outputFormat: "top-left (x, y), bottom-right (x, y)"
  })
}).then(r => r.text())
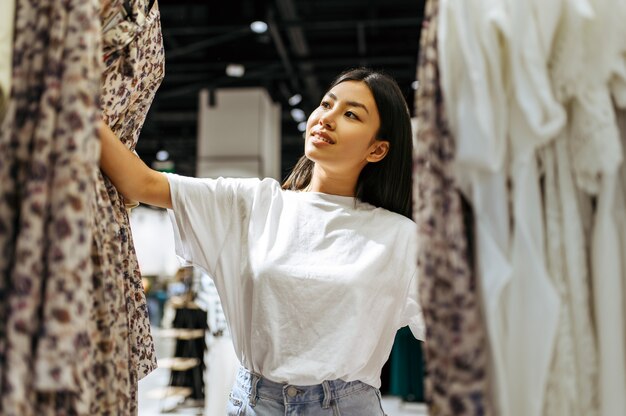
top-left (99, 122), bottom-right (172, 209)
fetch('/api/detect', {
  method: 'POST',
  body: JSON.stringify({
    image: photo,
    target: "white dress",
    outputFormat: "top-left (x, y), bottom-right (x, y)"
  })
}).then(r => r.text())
top-left (438, 1), bottom-right (520, 414)
top-left (505, 32), bottom-right (564, 412)
top-left (540, 1), bottom-right (601, 414)
top-left (566, 1), bottom-right (626, 414)
top-left (440, 2), bottom-right (571, 415)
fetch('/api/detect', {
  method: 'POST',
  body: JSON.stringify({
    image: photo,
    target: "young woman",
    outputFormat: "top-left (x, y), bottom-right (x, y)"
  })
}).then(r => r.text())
top-left (100, 67), bottom-right (424, 415)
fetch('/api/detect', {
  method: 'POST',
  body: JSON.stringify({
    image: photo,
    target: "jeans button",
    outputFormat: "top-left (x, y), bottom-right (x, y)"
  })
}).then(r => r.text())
top-left (287, 386), bottom-right (298, 397)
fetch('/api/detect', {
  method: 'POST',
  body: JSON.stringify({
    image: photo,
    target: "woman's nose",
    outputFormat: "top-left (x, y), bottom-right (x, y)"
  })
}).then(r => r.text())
top-left (319, 113), bottom-right (335, 129)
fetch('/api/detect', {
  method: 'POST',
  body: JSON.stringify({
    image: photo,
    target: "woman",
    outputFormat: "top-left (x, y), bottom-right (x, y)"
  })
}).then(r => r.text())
top-left (100, 67), bottom-right (424, 415)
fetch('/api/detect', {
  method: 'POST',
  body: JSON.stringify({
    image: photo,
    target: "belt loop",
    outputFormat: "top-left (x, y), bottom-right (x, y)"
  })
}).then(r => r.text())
top-left (249, 373), bottom-right (261, 407)
top-left (322, 381), bottom-right (332, 409)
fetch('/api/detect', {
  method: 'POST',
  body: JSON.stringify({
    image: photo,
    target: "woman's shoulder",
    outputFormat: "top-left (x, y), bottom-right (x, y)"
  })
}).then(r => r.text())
top-left (165, 173), bottom-right (279, 191)
top-left (355, 203), bottom-right (418, 242)
top-left (164, 174), bottom-right (284, 207)
top-left (366, 203), bottom-right (417, 228)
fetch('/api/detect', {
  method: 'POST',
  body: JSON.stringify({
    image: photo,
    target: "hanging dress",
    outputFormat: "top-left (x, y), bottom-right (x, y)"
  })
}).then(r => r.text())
top-left (414, 0), bottom-right (493, 414)
top-left (539, 1), bottom-right (601, 414)
top-left (0, 0), bottom-right (164, 414)
top-left (84, 0), bottom-right (165, 413)
top-left (438, 0), bottom-right (511, 413)
top-left (0, 0), bottom-right (102, 414)
top-left (556, 0), bottom-right (626, 413)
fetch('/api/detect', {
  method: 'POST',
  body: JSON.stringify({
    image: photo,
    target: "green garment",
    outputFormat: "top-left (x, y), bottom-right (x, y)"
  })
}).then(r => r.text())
top-left (389, 326), bottom-right (425, 402)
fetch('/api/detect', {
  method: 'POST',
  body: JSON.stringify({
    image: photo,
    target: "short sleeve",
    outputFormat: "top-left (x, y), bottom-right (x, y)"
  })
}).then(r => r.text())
top-left (165, 173), bottom-right (261, 275)
top-left (399, 270), bottom-right (426, 340)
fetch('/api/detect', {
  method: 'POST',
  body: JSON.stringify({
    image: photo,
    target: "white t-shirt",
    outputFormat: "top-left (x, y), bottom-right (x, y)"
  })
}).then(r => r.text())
top-left (166, 174), bottom-right (424, 388)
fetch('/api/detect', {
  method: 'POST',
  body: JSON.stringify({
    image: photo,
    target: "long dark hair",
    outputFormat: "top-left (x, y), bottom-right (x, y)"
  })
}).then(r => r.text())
top-left (282, 67), bottom-right (413, 219)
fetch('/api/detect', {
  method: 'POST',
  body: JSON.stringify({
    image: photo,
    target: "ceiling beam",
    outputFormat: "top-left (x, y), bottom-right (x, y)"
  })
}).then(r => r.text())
top-left (275, 0), bottom-right (323, 105)
top-left (162, 17), bottom-right (422, 36)
top-left (357, 22), bottom-right (367, 56)
top-left (166, 28), bottom-right (252, 59)
top-left (165, 55), bottom-right (415, 75)
top-left (157, 62), bottom-right (284, 99)
top-left (266, 8), bottom-right (301, 95)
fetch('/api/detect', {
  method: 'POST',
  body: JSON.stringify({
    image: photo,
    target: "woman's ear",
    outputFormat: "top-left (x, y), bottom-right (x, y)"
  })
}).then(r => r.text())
top-left (366, 140), bottom-right (390, 163)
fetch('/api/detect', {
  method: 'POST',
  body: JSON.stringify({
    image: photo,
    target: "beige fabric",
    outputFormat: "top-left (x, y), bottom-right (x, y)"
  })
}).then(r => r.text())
top-left (0, 0), bottom-right (15, 122)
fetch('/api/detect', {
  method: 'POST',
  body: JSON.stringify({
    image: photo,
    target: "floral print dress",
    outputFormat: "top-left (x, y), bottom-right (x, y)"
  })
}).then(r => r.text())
top-left (0, 0), bottom-right (102, 414)
top-left (0, 0), bottom-right (163, 414)
top-left (84, 0), bottom-right (164, 413)
top-left (413, 0), bottom-right (493, 414)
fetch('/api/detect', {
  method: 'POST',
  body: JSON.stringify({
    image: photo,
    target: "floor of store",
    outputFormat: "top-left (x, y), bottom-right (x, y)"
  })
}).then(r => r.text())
top-left (138, 328), bottom-right (428, 416)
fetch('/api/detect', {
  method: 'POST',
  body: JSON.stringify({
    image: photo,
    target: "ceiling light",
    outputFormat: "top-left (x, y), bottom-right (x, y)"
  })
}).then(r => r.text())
top-left (226, 63), bottom-right (245, 77)
top-left (156, 150), bottom-right (169, 161)
top-left (250, 21), bottom-right (268, 34)
top-left (411, 80), bottom-right (420, 90)
top-left (288, 94), bottom-right (302, 106)
top-left (290, 108), bottom-right (306, 122)
top-left (297, 121), bottom-right (307, 132)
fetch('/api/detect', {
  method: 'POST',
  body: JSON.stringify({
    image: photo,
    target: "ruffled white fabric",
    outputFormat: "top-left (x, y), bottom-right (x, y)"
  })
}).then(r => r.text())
top-left (572, 1), bottom-right (626, 414)
top-left (566, 0), bottom-right (625, 194)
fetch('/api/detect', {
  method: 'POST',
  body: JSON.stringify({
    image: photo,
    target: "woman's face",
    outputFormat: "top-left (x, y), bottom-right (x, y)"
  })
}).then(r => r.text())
top-left (304, 80), bottom-right (387, 174)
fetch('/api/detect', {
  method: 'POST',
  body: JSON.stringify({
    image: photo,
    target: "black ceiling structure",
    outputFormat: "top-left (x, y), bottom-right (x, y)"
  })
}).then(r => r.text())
top-left (137, 0), bottom-right (427, 178)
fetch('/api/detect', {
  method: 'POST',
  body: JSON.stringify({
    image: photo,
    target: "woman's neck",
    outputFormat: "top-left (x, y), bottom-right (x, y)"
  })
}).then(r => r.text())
top-left (307, 165), bottom-right (358, 197)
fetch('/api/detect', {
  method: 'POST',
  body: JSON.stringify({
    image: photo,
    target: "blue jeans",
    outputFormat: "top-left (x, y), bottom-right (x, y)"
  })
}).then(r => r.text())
top-left (227, 366), bottom-right (387, 415)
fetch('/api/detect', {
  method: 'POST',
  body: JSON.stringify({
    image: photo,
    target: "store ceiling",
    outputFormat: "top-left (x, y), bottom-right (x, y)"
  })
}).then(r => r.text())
top-left (138, 0), bottom-right (426, 178)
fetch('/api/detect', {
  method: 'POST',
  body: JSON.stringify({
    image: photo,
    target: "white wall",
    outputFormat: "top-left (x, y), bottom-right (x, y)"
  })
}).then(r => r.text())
top-left (129, 206), bottom-right (180, 278)
top-left (197, 88), bottom-right (281, 180)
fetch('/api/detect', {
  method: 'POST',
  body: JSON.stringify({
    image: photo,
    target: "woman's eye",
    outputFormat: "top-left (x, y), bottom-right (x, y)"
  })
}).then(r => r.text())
top-left (320, 101), bottom-right (331, 108)
top-left (345, 111), bottom-right (359, 120)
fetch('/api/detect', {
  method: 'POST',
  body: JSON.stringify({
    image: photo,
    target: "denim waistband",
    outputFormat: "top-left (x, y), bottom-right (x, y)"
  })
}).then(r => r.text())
top-left (234, 366), bottom-right (374, 408)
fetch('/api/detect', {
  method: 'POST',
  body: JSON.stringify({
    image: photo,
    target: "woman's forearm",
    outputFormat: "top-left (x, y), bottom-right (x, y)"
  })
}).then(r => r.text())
top-left (98, 122), bottom-right (172, 209)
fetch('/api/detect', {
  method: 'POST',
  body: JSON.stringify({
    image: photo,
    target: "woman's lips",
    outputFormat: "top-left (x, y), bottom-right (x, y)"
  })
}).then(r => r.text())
top-left (311, 131), bottom-right (335, 144)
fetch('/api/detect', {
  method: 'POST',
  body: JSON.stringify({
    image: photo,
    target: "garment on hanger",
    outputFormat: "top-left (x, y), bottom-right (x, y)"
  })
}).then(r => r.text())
top-left (389, 327), bottom-right (424, 402)
top-left (439, 0), bottom-right (626, 414)
top-left (413, 0), bottom-right (493, 414)
top-left (439, 0), bottom-right (564, 415)
top-left (0, 0), bottom-right (15, 122)
top-left (169, 307), bottom-right (208, 400)
top-left (539, 2), bottom-right (605, 415)
top-left (489, 1), bottom-right (565, 415)
top-left (551, 0), bottom-right (626, 414)
top-left (581, 3), bottom-right (626, 414)
top-left (438, 0), bottom-right (512, 407)
top-left (586, 14), bottom-right (626, 411)
top-left (84, 0), bottom-right (164, 413)
top-left (0, 0), bottom-right (102, 414)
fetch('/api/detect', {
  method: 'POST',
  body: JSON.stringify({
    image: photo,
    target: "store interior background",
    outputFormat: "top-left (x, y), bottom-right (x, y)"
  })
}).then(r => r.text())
top-left (132, 0), bottom-right (428, 414)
